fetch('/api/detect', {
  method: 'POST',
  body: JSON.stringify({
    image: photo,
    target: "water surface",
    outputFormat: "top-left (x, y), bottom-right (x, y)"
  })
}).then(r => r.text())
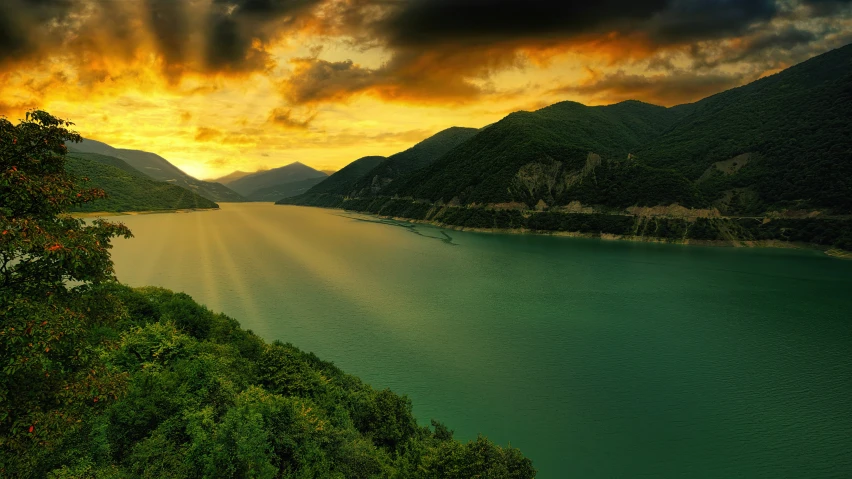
top-left (108, 203), bottom-right (852, 478)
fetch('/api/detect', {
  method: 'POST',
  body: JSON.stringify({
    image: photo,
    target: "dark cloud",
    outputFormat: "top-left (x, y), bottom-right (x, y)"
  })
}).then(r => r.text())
top-left (800, 0), bottom-right (852, 15)
top-left (204, 0), bottom-right (324, 72)
top-left (145, 0), bottom-right (191, 67)
top-left (646, 0), bottom-right (779, 43)
top-left (0, 0), bottom-right (324, 74)
top-left (0, 0), bottom-right (76, 66)
top-left (373, 0), bottom-right (781, 48)
top-left (268, 108), bottom-right (316, 129)
top-left (380, 0), bottom-right (670, 47)
top-left (744, 26), bottom-right (817, 53)
top-left (281, 46), bottom-right (521, 105)
top-left (281, 0), bottom-right (802, 106)
top-left (551, 70), bottom-right (754, 106)
top-left (284, 59), bottom-right (378, 104)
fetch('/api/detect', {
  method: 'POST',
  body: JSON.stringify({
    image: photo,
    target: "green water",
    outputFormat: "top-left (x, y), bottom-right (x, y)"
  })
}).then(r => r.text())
top-left (107, 203), bottom-right (852, 478)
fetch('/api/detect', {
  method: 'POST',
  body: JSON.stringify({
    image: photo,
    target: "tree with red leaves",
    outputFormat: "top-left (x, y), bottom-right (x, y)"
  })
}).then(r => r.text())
top-left (0, 111), bottom-right (132, 472)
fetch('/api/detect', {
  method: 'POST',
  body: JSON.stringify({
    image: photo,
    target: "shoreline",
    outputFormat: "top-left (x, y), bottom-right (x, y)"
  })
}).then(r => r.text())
top-left (287, 204), bottom-right (851, 259)
top-left (70, 207), bottom-right (219, 218)
top-left (385, 215), bottom-right (821, 251)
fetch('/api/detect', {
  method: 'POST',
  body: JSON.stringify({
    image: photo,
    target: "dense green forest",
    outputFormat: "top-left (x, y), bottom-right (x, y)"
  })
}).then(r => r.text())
top-left (66, 153), bottom-right (219, 212)
top-left (348, 127), bottom-right (479, 197)
top-left (282, 44), bottom-right (852, 250)
top-left (7, 284), bottom-right (535, 478)
top-left (2, 113), bottom-right (535, 477)
top-left (303, 156), bottom-right (386, 196)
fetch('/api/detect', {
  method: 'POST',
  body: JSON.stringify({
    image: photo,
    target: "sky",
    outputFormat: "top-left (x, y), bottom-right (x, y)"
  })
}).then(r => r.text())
top-left (1, 0), bottom-right (850, 179)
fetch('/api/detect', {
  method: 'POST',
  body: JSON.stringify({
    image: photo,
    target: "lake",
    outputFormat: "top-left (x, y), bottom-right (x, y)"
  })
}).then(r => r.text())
top-left (107, 203), bottom-right (852, 478)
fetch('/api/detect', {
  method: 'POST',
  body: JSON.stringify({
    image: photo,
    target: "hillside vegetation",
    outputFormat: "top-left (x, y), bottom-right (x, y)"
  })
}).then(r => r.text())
top-left (1, 111), bottom-right (535, 479)
top-left (10, 285), bottom-right (535, 478)
top-left (302, 156), bottom-right (386, 196)
top-left (68, 139), bottom-right (245, 203)
top-left (349, 127), bottom-right (479, 197)
top-left (66, 153), bottom-right (219, 212)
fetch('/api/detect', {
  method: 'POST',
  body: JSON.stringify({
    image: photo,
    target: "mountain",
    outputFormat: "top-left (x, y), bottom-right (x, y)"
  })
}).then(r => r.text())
top-left (634, 44), bottom-right (852, 214)
top-left (320, 169), bottom-right (337, 176)
top-left (67, 139), bottom-right (246, 203)
top-left (245, 176), bottom-right (328, 201)
top-left (298, 156), bottom-right (386, 198)
top-left (349, 127), bottom-right (479, 196)
top-left (385, 101), bottom-right (691, 208)
top-left (66, 152), bottom-right (219, 212)
top-left (210, 170), bottom-right (254, 184)
top-left (280, 43), bottom-right (852, 250)
top-left (283, 127), bottom-right (478, 204)
top-left (331, 44), bottom-right (851, 215)
top-left (225, 162), bottom-right (327, 197)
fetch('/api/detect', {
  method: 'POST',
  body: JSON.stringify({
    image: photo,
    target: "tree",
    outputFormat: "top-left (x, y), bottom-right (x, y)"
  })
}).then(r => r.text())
top-left (0, 111), bottom-right (132, 474)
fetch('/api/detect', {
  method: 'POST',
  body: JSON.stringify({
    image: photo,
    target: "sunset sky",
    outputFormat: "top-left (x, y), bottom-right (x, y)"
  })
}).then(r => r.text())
top-left (1, 0), bottom-right (850, 179)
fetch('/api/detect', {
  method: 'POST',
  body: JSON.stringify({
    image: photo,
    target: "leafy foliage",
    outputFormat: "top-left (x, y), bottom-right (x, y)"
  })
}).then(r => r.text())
top-left (5, 284), bottom-right (536, 478)
top-left (0, 111), bottom-right (133, 473)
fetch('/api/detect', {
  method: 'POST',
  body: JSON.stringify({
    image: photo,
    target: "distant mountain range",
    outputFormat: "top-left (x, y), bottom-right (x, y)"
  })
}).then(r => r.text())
top-left (67, 139), bottom-right (245, 202)
top-left (68, 137), bottom-right (332, 207)
top-left (210, 170), bottom-right (254, 184)
top-left (217, 162), bottom-right (328, 200)
top-left (280, 43), bottom-right (852, 251)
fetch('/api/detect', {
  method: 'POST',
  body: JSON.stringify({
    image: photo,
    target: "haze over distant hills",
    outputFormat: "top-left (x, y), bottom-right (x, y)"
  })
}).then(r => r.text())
top-left (281, 43), bottom-right (852, 251)
top-left (67, 139), bottom-right (245, 203)
top-left (211, 170), bottom-right (254, 184)
top-left (218, 162), bottom-right (329, 200)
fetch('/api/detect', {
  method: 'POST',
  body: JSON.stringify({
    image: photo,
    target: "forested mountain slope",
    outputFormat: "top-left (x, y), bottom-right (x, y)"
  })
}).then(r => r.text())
top-left (68, 139), bottom-right (246, 202)
top-left (279, 43), bottom-right (852, 250)
top-left (636, 43), bottom-right (852, 213)
top-left (387, 44), bottom-right (852, 213)
top-left (307, 155), bottom-right (387, 195)
top-left (66, 152), bottom-right (219, 212)
top-left (349, 127), bottom-right (479, 197)
top-left (385, 101), bottom-right (692, 208)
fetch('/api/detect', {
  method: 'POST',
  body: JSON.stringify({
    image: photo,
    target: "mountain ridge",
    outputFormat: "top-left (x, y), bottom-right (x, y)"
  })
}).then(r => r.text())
top-left (67, 139), bottom-right (246, 203)
top-left (225, 162), bottom-right (328, 197)
top-left (66, 152), bottom-right (219, 212)
top-left (280, 43), bottom-right (852, 251)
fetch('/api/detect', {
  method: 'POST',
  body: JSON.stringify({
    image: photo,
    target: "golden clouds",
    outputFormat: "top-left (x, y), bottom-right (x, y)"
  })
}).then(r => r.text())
top-left (0, 0), bottom-right (849, 179)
